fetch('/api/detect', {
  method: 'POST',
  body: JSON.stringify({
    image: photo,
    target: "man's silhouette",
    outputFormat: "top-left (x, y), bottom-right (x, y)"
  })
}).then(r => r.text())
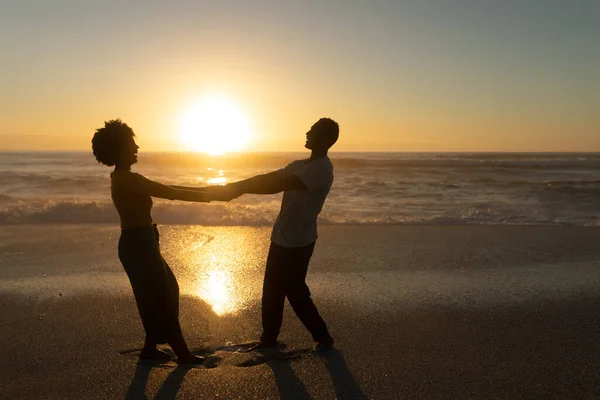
top-left (225, 118), bottom-right (339, 351)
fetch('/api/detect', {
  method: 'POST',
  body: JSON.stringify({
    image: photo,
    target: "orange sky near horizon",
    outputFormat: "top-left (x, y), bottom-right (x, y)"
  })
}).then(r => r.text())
top-left (0, 1), bottom-right (598, 153)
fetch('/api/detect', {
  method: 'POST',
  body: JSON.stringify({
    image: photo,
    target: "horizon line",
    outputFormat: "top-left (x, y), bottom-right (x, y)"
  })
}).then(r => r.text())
top-left (1, 150), bottom-right (599, 154)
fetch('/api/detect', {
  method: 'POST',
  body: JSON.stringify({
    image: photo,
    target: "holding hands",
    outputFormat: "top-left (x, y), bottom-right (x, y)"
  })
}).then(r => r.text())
top-left (175, 170), bottom-right (285, 202)
top-left (205, 183), bottom-right (246, 202)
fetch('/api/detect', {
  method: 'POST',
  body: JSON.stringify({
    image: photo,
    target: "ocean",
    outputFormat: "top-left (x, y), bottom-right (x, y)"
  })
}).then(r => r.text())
top-left (0, 152), bottom-right (599, 226)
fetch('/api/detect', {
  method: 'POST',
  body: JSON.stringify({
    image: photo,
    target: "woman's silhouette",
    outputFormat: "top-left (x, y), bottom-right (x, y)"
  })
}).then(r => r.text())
top-left (92, 119), bottom-right (215, 364)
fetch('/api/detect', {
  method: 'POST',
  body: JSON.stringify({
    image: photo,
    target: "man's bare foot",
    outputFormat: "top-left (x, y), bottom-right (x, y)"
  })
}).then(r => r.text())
top-left (177, 355), bottom-right (206, 365)
top-left (139, 348), bottom-right (172, 360)
top-left (241, 341), bottom-right (281, 358)
top-left (313, 338), bottom-right (335, 354)
top-left (245, 341), bottom-right (279, 352)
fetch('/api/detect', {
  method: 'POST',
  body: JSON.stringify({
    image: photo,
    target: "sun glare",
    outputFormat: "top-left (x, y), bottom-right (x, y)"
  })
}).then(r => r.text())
top-left (180, 94), bottom-right (252, 155)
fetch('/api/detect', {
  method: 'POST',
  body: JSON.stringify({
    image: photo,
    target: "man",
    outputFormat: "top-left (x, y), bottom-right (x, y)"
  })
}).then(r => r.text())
top-left (225, 117), bottom-right (339, 352)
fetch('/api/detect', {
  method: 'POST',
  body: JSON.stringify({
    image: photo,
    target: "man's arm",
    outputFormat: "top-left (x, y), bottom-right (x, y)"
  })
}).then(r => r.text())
top-left (168, 184), bottom-right (248, 202)
top-left (169, 178), bottom-right (292, 200)
top-left (170, 185), bottom-right (207, 192)
top-left (226, 171), bottom-right (307, 197)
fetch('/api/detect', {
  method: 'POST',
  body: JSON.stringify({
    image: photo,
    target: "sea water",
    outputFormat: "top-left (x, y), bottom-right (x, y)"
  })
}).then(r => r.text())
top-left (0, 152), bottom-right (599, 226)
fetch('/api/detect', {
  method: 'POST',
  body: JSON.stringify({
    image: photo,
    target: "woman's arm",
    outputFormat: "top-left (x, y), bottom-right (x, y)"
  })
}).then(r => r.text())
top-left (130, 174), bottom-right (210, 202)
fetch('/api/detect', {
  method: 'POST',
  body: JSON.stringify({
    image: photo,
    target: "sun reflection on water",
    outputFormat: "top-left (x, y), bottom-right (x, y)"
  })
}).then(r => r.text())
top-left (205, 169), bottom-right (228, 185)
top-left (206, 177), bottom-right (227, 185)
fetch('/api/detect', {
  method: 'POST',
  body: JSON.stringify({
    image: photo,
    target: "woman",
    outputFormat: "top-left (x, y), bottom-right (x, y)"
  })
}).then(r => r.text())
top-left (92, 119), bottom-right (215, 364)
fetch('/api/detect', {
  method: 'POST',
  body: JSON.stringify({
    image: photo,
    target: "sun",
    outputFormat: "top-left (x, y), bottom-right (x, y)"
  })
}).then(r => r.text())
top-left (180, 94), bottom-right (252, 154)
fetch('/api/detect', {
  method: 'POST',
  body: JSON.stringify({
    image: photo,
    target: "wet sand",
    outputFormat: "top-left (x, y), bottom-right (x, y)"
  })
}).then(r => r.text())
top-left (1, 225), bottom-right (600, 399)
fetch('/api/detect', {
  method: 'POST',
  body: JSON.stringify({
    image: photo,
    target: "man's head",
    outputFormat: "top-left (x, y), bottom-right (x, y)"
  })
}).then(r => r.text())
top-left (91, 119), bottom-right (138, 167)
top-left (305, 118), bottom-right (339, 151)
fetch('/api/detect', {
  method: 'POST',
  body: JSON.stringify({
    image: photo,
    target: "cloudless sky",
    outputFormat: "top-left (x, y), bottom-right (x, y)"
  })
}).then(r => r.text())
top-left (0, 0), bottom-right (598, 152)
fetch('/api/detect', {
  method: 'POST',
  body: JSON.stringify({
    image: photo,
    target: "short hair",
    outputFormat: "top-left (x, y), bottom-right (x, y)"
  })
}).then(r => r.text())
top-left (91, 119), bottom-right (135, 166)
top-left (316, 117), bottom-right (339, 148)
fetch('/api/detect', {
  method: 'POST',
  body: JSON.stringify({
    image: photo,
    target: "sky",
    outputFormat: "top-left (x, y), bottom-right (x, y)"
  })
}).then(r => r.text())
top-left (0, 0), bottom-right (598, 152)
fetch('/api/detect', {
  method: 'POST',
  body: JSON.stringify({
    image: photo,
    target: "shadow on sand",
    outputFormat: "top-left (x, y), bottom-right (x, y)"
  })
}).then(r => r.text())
top-left (267, 348), bottom-right (367, 400)
top-left (123, 295), bottom-right (220, 400)
top-left (125, 361), bottom-right (187, 400)
top-left (124, 349), bottom-right (221, 400)
top-left (268, 356), bottom-right (313, 400)
top-left (319, 349), bottom-right (368, 400)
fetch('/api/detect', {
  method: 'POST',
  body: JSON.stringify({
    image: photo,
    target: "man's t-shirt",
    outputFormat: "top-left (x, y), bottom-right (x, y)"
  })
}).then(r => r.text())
top-left (270, 157), bottom-right (334, 248)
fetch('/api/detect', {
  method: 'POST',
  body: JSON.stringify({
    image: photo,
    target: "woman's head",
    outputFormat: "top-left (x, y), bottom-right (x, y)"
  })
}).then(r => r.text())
top-left (91, 119), bottom-right (138, 167)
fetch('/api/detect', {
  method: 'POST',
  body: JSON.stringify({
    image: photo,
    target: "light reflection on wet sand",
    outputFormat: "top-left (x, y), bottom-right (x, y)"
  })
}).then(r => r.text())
top-left (163, 226), bottom-right (269, 316)
top-left (2, 226), bottom-right (600, 313)
top-left (198, 267), bottom-right (235, 315)
top-left (0, 226), bottom-right (270, 311)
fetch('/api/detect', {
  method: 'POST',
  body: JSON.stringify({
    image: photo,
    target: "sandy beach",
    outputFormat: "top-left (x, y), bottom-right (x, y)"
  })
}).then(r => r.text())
top-left (2, 225), bottom-right (600, 399)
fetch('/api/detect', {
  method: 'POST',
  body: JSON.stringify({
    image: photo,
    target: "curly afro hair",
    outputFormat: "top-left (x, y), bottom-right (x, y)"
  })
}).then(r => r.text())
top-left (91, 119), bottom-right (135, 166)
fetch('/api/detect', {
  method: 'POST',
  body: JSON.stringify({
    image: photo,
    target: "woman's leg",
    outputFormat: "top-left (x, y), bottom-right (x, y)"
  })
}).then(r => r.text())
top-left (119, 228), bottom-right (203, 364)
top-left (166, 330), bottom-right (203, 364)
top-left (140, 337), bottom-right (171, 360)
top-left (161, 257), bottom-right (204, 364)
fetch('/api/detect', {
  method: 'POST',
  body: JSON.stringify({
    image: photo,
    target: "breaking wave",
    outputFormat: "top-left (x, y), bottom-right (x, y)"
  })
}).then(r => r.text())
top-left (0, 198), bottom-right (598, 226)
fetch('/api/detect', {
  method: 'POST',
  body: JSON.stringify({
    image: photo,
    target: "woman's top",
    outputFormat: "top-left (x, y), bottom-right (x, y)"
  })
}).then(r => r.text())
top-left (111, 170), bottom-right (207, 229)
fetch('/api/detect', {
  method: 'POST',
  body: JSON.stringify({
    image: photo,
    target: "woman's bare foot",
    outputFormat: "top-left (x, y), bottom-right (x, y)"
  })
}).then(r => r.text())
top-left (139, 348), bottom-right (172, 360)
top-left (167, 330), bottom-right (204, 364)
top-left (177, 354), bottom-right (206, 365)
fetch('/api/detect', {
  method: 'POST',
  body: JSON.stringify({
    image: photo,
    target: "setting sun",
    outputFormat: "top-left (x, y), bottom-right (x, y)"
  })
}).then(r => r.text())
top-left (179, 94), bottom-right (252, 155)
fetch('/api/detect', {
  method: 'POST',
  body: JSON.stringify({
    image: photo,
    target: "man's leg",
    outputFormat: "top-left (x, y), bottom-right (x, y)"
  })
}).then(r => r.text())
top-left (285, 242), bottom-right (333, 345)
top-left (260, 242), bottom-right (287, 345)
